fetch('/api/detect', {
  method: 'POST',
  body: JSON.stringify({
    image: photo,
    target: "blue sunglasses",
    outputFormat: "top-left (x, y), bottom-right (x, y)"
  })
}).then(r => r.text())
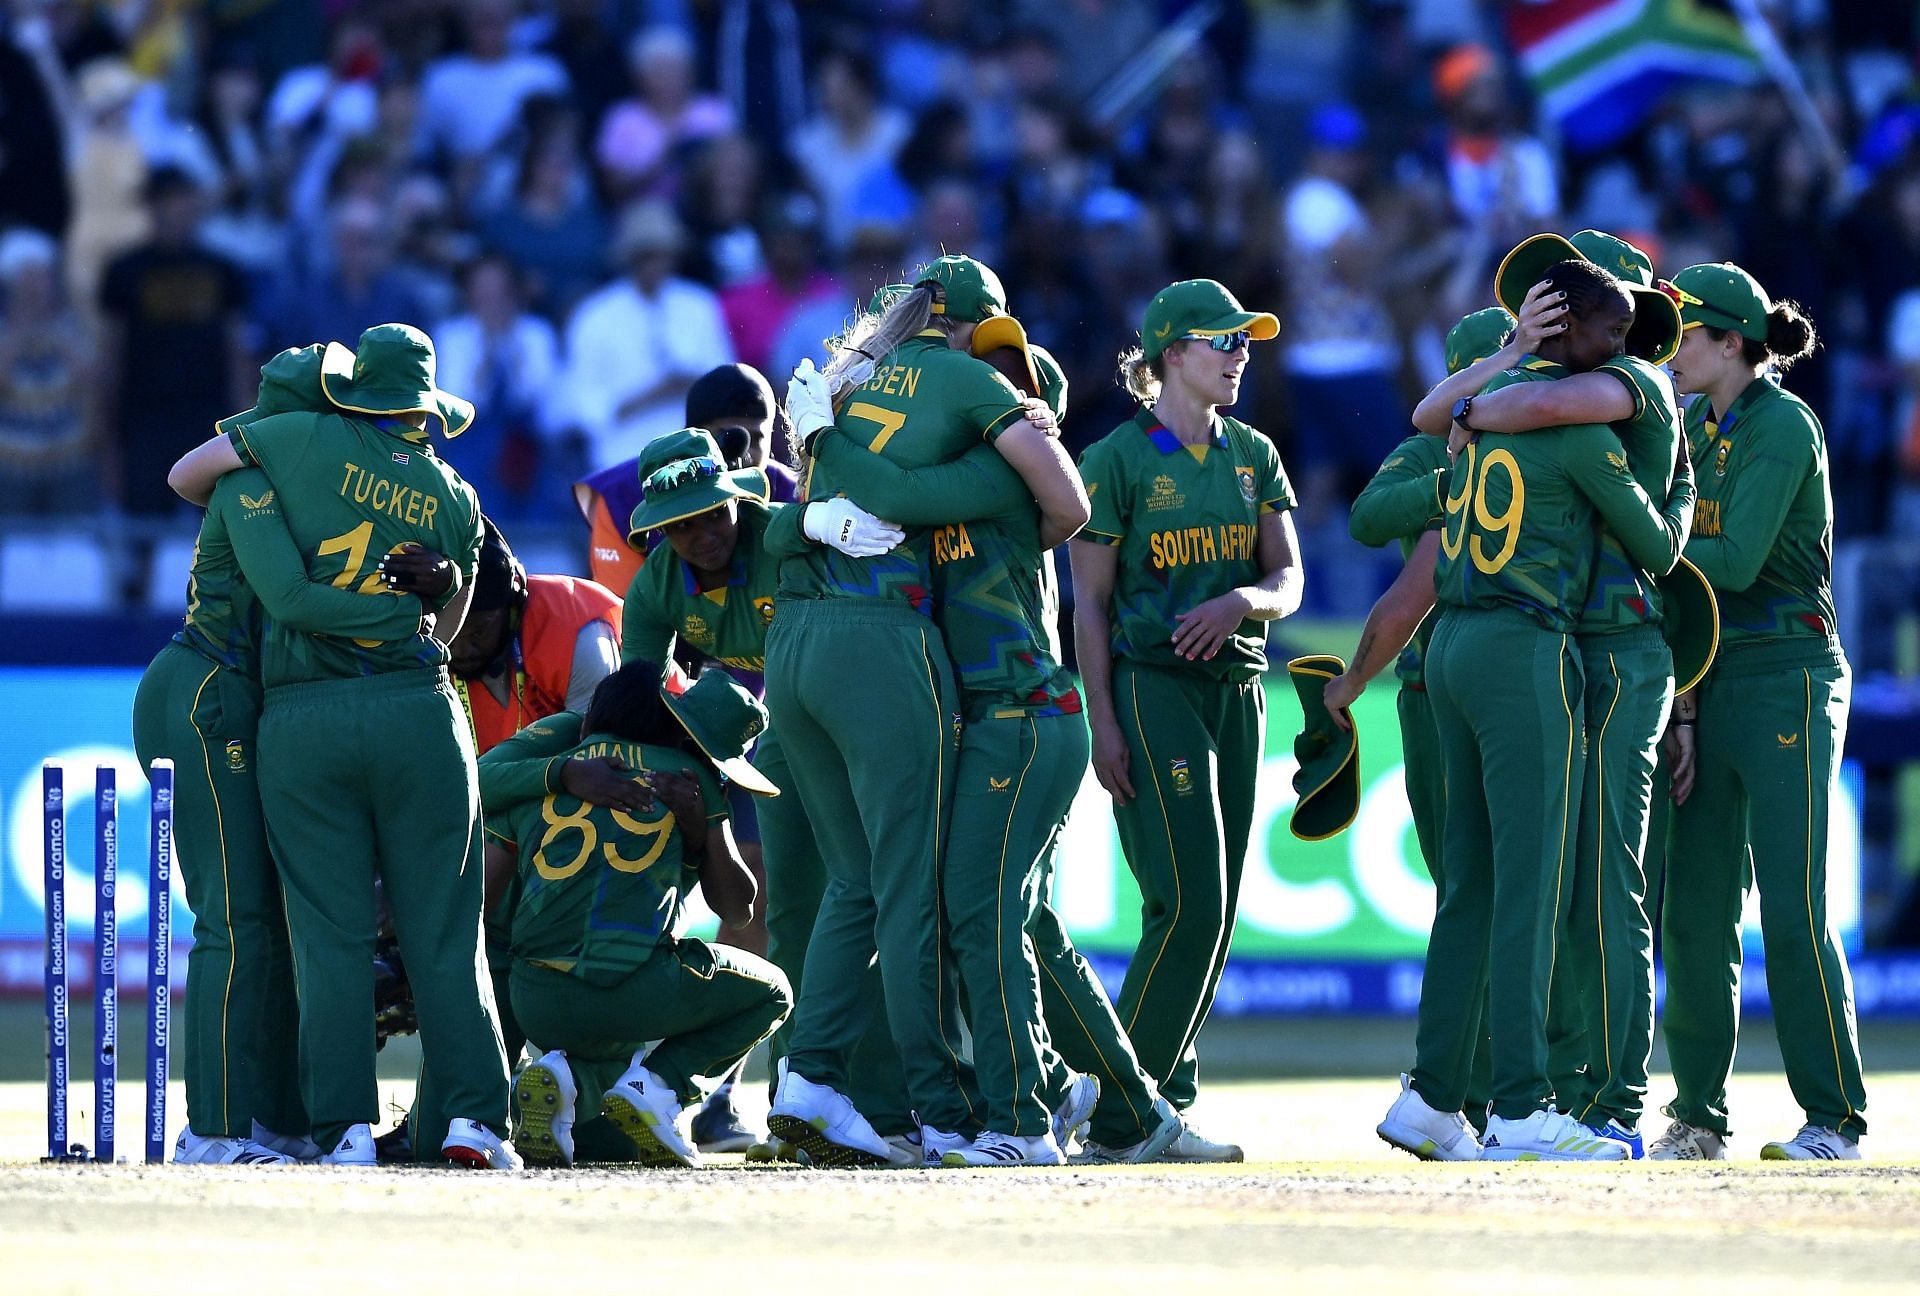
top-left (1181, 331), bottom-right (1252, 352)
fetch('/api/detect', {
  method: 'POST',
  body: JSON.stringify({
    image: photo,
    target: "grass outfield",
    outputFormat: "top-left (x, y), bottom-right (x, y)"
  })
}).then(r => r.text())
top-left (2, 1070), bottom-right (1917, 1294)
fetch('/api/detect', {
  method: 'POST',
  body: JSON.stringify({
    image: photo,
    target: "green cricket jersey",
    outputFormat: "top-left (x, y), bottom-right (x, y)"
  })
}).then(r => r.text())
top-left (1575, 355), bottom-right (1683, 635)
top-left (481, 722), bottom-right (726, 985)
top-left (227, 410), bottom-right (483, 686)
top-left (796, 433), bottom-right (1081, 721)
top-left (1077, 407), bottom-right (1295, 682)
top-left (1349, 433), bottom-right (1449, 685)
top-left (1683, 375), bottom-right (1837, 652)
top-left (621, 500), bottom-right (781, 674)
top-left (176, 467), bottom-right (429, 672)
top-left (782, 332), bottom-right (1028, 614)
top-left (1438, 361), bottom-right (1693, 632)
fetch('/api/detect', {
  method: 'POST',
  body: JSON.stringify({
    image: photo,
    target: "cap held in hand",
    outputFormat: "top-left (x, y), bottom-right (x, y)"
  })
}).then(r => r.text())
top-left (1288, 654), bottom-right (1360, 842)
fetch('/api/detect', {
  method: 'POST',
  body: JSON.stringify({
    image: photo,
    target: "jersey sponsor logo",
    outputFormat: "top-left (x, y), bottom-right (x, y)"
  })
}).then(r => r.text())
top-left (1606, 451), bottom-right (1627, 471)
top-left (1714, 439), bottom-right (1732, 476)
top-left (1152, 321), bottom-right (1174, 340)
top-left (1148, 523), bottom-right (1258, 570)
top-left (988, 776), bottom-right (1011, 791)
top-left (931, 524), bottom-right (976, 564)
top-left (681, 614), bottom-right (715, 650)
top-left (1778, 733), bottom-right (1800, 747)
top-left (1169, 758), bottom-right (1194, 796)
top-left (238, 490), bottom-right (274, 510)
top-left (1146, 474), bottom-right (1185, 512)
top-left (338, 461), bottom-right (441, 530)
top-left (1236, 466), bottom-right (1257, 504)
top-left (225, 740), bottom-right (247, 774)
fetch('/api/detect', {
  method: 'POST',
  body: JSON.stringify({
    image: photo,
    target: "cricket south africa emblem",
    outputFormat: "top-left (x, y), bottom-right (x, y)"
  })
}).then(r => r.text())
top-left (1169, 758), bottom-right (1194, 796)
top-left (225, 740), bottom-right (248, 773)
top-left (1714, 440), bottom-right (1731, 476)
top-left (1236, 466), bottom-right (1257, 504)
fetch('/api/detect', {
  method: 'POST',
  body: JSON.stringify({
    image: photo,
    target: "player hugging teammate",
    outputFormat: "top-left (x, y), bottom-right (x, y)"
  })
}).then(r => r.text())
top-left (1364, 234), bottom-right (1869, 1163)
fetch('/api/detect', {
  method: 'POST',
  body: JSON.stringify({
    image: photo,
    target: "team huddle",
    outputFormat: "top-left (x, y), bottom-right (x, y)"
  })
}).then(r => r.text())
top-left (132, 231), bottom-right (1865, 1171)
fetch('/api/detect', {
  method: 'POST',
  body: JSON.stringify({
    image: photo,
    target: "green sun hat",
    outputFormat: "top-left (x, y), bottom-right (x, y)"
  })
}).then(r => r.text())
top-left (1494, 231), bottom-right (1681, 365)
top-left (1669, 262), bottom-right (1771, 342)
top-left (216, 343), bottom-right (332, 438)
top-left (1287, 654), bottom-right (1360, 842)
top-left (626, 429), bottom-right (769, 542)
top-left (1444, 307), bottom-right (1516, 376)
top-left (914, 254), bottom-right (1006, 323)
top-left (1141, 279), bottom-right (1280, 363)
top-left (663, 670), bottom-right (779, 796)
top-left (1658, 556), bottom-right (1721, 694)
top-left (319, 323), bottom-right (476, 438)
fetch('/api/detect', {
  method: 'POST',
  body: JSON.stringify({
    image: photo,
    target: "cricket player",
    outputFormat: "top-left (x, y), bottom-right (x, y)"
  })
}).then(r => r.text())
top-left (1069, 279), bottom-right (1301, 1160)
top-left (167, 323), bottom-right (515, 1169)
top-left (763, 255), bottom-right (1079, 1167)
top-left (1377, 259), bottom-right (1692, 1162)
top-left (135, 343), bottom-right (454, 1165)
top-left (1442, 230), bottom-right (1687, 1155)
top-left (480, 665), bottom-right (789, 1167)
top-left (1651, 263), bottom-right (1868, 1161)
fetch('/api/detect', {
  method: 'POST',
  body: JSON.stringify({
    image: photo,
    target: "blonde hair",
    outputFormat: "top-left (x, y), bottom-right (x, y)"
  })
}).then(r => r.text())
top-left (787, 284), bottom-right (939, 467)
top-left (1117, 345), bottom-right (1163, 405)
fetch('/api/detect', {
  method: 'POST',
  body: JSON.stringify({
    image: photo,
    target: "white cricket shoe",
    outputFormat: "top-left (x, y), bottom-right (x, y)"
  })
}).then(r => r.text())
top-left (1051, 1071), bottom-right (1101, 1150)
top-left (942, 1130), bottom-right (1066, 1167)
top-left (1377, 1073), bottom-right (1481, 1162)
top-left (321, 1122), bottom-right (378, 1166)
top-left (1157, 1122), bottom-right (1245, 1163)
top-left (1480, 1108), bottom-right (1628, 1161)
top-left (250, 1122), bottom-right (323, 1162)
top-left (914, 1123), bottom-right (970, 1167)
top-left (603, 1058), bottom-right (701, 1168)
top-left (1068, 1098), bottom-right (1185, 1165)
top-left (173, 1128), bottom-right (296, 1166)
top-left (442, 1118), bottom-right (523, 1170)
top-left (512, 1049), bottom-right (579, 1167)
top-left (765, 1060), bottom-right (892, 1168)
top-left (1646, 1119), bottom-right (1729, 1161)
top-left (1760, 1124), bottom-right (1861, 1161)
top-left (882, 1131), bottom-right (924, 1168)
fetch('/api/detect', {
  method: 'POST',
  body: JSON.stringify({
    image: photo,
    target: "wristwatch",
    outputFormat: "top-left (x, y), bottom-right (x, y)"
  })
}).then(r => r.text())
top-left (1451, 396), bottom-right (1476, 431)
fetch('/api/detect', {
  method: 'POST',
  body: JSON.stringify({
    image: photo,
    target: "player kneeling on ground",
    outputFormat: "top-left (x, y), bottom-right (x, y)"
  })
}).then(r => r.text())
top-left (479, 664), bottom-right (790, 1167)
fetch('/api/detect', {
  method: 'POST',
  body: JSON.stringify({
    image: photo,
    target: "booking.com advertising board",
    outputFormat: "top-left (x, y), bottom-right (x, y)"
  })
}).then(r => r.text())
top-left (2, 664), bottom-right (1915, 1016)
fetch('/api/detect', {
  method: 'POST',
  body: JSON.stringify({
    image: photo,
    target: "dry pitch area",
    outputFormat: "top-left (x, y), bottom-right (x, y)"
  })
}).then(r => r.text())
top-left (3, 1072), bottom-right (1917, 1294)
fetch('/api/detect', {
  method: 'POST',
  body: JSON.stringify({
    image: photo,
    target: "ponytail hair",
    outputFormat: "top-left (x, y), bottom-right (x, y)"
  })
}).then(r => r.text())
top-left (787, 284), bottom-right (938, 466)
top-left (1762, 299), bottom-right (1817, 373)
top-left (1117, 345), bottom-right (1163, 405)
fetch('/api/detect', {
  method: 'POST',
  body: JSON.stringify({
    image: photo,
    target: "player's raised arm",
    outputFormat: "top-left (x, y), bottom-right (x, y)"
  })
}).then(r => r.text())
top-left (992, 420), bottom-right (1090, 548)
top-left (1460, 368), bottom-right (1636, 433)
top-left (1408, 288), bottom-right (1562, 434)
top-left (168, 432), bottom-right (245, 506)
top-left (1565, 424), bottom-right (1695, 576)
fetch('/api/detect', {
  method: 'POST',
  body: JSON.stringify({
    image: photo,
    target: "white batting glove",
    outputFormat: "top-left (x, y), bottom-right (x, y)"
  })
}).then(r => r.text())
top-left (803, 499), bottom-right (904, 558)
top-left (786, 358), bottom-right (836, 449)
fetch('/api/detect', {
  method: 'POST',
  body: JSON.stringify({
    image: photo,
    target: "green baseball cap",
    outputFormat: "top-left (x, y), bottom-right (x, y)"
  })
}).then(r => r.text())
top-left (217, 343), bottom-right (332, 438)
top-left (1669, 262), bottom-right (1771, 343)
top-left (1444, 307), bottom-right (1515, 375)
top-left (663, 670), bottom-right (779, 796)
top-left (1031, 343), bottom-right (1068, 423)
top-left (1659, 556), bottom-right (1720, 694)
top-left (914, 254), bottom-right (1005, 323)
top-left (1140, 279), bottom-right (1279, 363)
top-left (1493, 231), bottom-right (1681, 365)
top-left (320, 323), bottom-right (476, 437)
top-left (625, 428), bottom-right (770, 540)
top-left (867, 282), bottom-right (912, 315)
top-left (1287, 654), bottom-right (1360, 842)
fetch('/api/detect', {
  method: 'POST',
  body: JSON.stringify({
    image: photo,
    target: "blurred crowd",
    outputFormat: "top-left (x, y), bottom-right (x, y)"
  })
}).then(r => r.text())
top-left (1, 0), bottom-right (1918, 596)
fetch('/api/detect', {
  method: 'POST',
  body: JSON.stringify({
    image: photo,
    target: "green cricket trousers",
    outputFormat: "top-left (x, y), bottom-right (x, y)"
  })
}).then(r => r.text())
top-left (258, 667), bottom-right (508, 1147)
top-left (1413, 609), bottom-right (1584, 1121)
top-left (764, 599), bottom-right (974, 1132)
top-left (132, 642), bottom-right (304, 1140)
top-left (1661, 641), bottom-right (1867, 1140)
top-left (1108, 659), bottom-right (1264, 1113)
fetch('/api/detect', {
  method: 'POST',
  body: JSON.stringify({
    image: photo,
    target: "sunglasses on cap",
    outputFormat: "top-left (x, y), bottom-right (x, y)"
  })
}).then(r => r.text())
top-left (1180, 331), bottom-right (1252, 352)
top-left (642, 455), bottom-right (722, 498)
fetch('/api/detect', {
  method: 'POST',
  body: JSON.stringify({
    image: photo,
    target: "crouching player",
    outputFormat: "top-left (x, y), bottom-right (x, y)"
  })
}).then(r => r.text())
top-left (478, 664), bottom-right (791, 1166)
